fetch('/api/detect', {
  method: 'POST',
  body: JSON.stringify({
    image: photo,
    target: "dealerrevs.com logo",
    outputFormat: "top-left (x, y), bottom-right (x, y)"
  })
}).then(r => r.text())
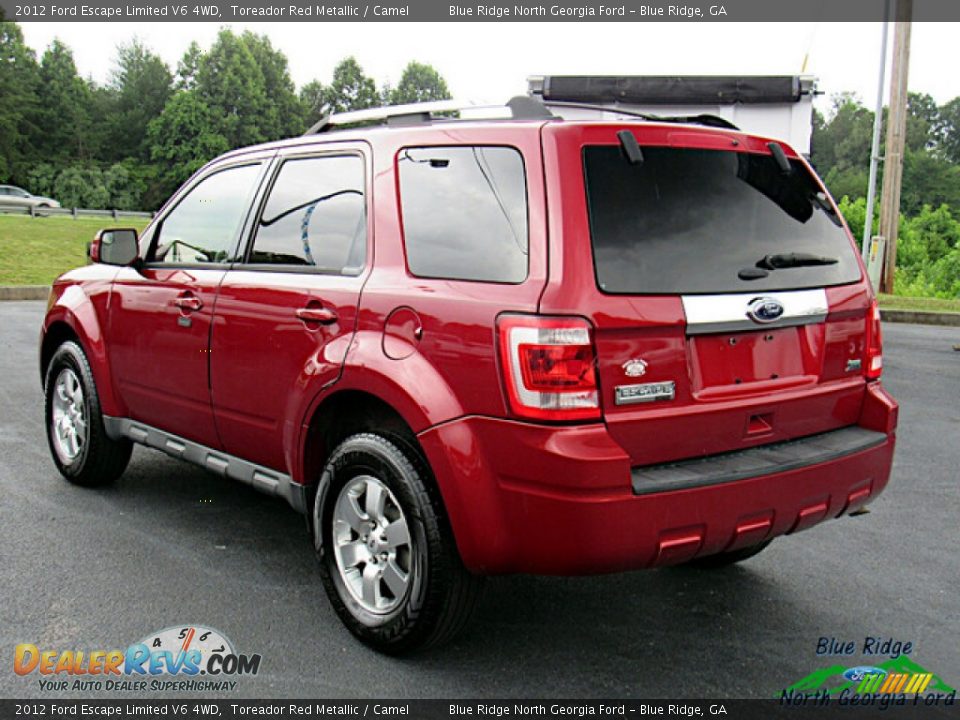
top-left (14, 625), bottom-right (261, 693)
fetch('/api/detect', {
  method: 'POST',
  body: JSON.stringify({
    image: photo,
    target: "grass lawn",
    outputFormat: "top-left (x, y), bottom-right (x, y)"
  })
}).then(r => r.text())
top-left (878, 293), bottom-right (960, 314)
top-left (0, 215), bottom-right (150, 286)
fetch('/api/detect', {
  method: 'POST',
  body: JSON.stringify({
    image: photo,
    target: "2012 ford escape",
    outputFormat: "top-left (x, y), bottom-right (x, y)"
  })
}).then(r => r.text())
top-left (39, 96), bottom-right (898, 653)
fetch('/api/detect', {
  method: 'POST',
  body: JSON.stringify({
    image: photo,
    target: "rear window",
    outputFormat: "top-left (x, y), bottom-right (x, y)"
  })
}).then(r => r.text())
top-left (583, 145), bottom-right (861, 295)
top-left (398, 146), bottom-right (528, 283)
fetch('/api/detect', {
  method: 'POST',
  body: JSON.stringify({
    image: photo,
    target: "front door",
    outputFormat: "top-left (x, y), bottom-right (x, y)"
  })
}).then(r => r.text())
top-left (108, 161), bottom-right (267, 449)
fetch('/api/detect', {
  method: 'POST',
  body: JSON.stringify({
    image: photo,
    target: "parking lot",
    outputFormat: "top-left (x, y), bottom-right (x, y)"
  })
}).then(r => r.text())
top-left (1, 300), bottom-right (957, 698)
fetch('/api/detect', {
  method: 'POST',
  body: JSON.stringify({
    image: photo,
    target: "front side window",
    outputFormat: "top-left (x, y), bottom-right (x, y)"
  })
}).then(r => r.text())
top-left (398, 146), bottom-right (528, 283)
top-left (250, 155), bottom-right (366, 274)
top-left (151, 164), bottom-right (261, 265)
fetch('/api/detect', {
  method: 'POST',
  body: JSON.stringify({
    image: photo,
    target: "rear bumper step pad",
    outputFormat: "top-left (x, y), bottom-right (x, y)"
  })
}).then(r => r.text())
top-left (631, 426), bottom-right (887, 496)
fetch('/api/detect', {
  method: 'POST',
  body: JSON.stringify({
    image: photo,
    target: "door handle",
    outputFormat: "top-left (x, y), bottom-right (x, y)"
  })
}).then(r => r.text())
top-left (296, 306), bottom-right (338, 325)
top-left (174, 295), bottom-right (203, 312)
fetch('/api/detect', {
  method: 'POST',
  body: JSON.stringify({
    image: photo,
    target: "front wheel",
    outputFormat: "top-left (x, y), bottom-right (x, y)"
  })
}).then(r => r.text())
top-left (314, 433), bottom-right (483, 654)
top-left (44, 341), bottom-right (132, 486)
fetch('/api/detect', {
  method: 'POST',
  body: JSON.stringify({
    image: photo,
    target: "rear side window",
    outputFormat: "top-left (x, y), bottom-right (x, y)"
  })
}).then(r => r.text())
top-left (583, 145), bottom-right (862, 294)
top-left (251, 155), bottom-right (366, 274)
top-left (398, 146), bottom-right (528, 283)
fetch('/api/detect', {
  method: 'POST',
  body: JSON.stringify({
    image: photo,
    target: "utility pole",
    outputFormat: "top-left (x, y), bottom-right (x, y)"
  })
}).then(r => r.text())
top-left (862, 5), bottom-right (890, 258)
top-left (878, 0), bottom-right (912, 294)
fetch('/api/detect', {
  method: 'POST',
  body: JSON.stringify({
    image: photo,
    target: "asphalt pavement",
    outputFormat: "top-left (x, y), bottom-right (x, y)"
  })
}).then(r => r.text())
top-left (1, 300), bottom-right (957, 699)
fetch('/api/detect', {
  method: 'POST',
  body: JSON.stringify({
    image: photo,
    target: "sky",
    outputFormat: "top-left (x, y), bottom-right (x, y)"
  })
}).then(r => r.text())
top-left (17, 21), bottom-right (960, 112)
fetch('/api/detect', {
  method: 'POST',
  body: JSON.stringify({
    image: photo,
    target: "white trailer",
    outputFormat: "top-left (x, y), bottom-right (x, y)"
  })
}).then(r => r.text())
top-left (527, 75), bottom-right (818, 156)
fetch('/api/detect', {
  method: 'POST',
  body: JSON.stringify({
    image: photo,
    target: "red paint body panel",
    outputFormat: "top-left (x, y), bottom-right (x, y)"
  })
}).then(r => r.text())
top-left (42, 268), bottom-right (126, 417)
top-left (419, 392), bottom-right (896, 574)
top-left (39, 117), bottom-right (899, 577)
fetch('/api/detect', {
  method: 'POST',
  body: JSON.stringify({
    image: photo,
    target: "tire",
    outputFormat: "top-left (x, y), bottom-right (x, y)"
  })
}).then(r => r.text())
top-left (684, 540), bottom-right (773, 569)
top-left (314, 433), bottom-right (483, 654)
top-left (44, 341), bottom-right (132, 487)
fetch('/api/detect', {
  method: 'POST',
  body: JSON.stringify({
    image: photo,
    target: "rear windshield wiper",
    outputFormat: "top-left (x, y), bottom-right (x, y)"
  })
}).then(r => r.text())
top-left (756, 252), bottom-right (838, 270)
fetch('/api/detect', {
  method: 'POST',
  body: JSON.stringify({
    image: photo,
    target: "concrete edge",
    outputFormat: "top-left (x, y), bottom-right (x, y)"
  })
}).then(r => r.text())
top-left (0, 285), bottom-right (49, 301)
top-left (880, 308), bottom-right (960, 327)
top-left (0, 286), bottom-right (957, 328)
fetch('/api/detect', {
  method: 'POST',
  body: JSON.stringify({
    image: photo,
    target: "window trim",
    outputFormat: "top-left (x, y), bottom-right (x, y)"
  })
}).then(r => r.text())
top-left (144, 160), bottom-right (268, 269)
top-left (396, 143), bottom-right (531, 286)
top-left (238, 149), bottom-right (370, 277)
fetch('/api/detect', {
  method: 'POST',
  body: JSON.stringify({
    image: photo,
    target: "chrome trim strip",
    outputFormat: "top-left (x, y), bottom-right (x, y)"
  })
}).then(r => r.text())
top-left (103, 417), bottom-right (309, 514)
top-left (681, 288), bottom-right (828, 335)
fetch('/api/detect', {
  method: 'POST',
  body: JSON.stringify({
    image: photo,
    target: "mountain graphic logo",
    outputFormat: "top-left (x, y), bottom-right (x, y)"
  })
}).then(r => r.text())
top-left (783, 655), bottom-right (956, 697)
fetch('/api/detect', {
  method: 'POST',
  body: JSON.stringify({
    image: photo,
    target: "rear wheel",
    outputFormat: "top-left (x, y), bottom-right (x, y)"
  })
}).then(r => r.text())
top-left (685, 540), bottom-right (772, 569)
top-left (44, 341), bottom-right (132, 486)
top-left (314, 433), bottom-right (483, 654)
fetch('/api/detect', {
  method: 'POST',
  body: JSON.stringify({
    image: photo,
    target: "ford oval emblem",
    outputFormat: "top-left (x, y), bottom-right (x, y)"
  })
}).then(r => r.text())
top-left (746, 297), bottom-right (785, 324)
top-left (843, 666), bottom-right (888, 682)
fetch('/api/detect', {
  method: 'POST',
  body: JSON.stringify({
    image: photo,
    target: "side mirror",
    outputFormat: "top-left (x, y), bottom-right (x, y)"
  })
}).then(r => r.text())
top-left (89, 228), bottom-right (139, 266)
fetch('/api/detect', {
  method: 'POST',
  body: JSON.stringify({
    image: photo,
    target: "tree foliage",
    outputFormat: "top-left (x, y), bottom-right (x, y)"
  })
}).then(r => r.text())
top-left (389, 61), bottom-right (452, 105)
top-left (1, 21), bottom-right (455, 209)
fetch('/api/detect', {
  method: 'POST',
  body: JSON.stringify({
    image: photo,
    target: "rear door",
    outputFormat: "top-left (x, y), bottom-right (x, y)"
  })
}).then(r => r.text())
top-left (540, 123), bottom-right (873, 467)
top-left (209, 145), bottom-right (369, 472)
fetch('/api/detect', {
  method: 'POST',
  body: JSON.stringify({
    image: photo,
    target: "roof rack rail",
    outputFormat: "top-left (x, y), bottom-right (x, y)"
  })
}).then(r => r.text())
top-left (303, 95), bottom-right (555, 135)
top-left (540, 100), bottom-right (740, 131)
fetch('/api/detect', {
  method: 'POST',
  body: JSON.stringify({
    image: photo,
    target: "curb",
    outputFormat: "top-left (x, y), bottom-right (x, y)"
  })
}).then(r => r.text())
top-left (880, 308), bottom-right (960, 327)
top-left (1, 286), bottom-right (957, 328)
top-left (0, 285), bottom-right (49, 301)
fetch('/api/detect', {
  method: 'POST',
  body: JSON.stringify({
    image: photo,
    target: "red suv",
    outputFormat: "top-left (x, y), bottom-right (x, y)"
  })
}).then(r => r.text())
top-left (40, 97), bottom-right (897, 653)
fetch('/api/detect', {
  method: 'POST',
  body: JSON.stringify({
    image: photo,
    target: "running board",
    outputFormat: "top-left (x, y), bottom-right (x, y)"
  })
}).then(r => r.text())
top-left (103, 417), bottom-right (309, 514)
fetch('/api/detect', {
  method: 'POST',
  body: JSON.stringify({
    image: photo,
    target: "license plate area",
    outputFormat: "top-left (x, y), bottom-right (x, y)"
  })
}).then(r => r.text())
top-left (688, 324), bottom-right (825, 396)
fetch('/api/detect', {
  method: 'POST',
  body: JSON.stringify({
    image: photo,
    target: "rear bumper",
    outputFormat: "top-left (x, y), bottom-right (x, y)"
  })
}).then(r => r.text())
top-left (418, 383), bottom-right (897, 575)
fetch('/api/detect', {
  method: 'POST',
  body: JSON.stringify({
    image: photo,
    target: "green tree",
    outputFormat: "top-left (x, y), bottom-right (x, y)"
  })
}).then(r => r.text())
top-left (175, 41), bottom-right (202, 91)
top-left (52, 165), bottom-right (109, 208)
top-left (240, 31), bottom-right (303, 138)
top-left (300, 79), bottom-right (328, 126)
top-left (32, 39), bottom-right (95, 163)
top-left (937, 97), bottom-right (960, 164)
top-left (0, 21), bottom-right (40, 183)
top-left (322, 57), bottom-right (379, 114)
top-left (906, 92), bottom-right (939, 152)
top-left (108, 39), bottom-right (173, 161)
top-left (194, 29), bottom-right (269, 148)
top-left (148, 90), bottom-right (229, 194)
top-left (901, 149), bottom-right (960, 215)
top-left (811, 93), bottom-right (874, 200)
top-left (389, 61), bottom-right (451, 105)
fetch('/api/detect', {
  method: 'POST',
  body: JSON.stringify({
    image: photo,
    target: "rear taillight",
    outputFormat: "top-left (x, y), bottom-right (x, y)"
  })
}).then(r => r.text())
top-left (865, 299), bottom-right (883, 380)
top-left (497, 315), bottom-right (600, 421)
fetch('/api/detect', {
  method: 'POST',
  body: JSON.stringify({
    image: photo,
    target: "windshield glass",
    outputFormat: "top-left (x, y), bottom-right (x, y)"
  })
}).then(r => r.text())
top-left (583, 145), bottom-right (862, 295)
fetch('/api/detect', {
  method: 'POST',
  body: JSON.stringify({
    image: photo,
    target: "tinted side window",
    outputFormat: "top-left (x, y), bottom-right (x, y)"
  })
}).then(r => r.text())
top-left (398, 146), bottom-right (528, 283)
top-left (251, 155), bottom-right (366, 273)
top-left (151, 164), bottom-right (261, 265)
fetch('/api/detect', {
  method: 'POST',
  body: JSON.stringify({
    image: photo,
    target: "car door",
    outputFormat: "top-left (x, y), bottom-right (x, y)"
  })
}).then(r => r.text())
top-left (0, 186), bottom-right (27, 207)
top-left (108, 159), bottom-right (268, 449)
top-left (210, 146), bottom-right (369, 472)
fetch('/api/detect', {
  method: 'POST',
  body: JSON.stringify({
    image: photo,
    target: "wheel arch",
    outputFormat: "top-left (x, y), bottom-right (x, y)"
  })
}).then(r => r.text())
top-left (41, 286), bottom-right (125, 418)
